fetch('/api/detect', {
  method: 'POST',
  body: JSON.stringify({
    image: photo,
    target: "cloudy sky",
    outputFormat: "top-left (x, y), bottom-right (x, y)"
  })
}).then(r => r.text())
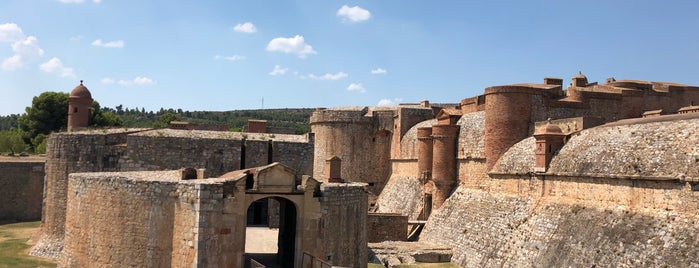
top-left (0, 1), bottom-right (698, 115)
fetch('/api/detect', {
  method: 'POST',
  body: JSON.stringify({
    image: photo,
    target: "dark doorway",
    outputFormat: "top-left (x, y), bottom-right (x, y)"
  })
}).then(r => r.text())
top-left (245, 197), bottom-right (297, 267)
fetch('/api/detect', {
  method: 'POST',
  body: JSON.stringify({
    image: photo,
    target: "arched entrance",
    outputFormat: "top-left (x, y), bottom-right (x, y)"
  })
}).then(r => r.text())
top-left (245, 196), bottom-right (297, 267)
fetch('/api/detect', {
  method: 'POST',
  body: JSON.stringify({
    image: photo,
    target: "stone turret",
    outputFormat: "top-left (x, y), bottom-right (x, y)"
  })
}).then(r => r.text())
top-left (572, 72), bottom-right (588, 87)
top-left (430, 123), bottom-right (459, 210)
top-left (67, 80), bottom-right (93, 132)
top-left (417, 127), bottom-right (433, 182)
top-left (533, 121), bottom-right (565, 173)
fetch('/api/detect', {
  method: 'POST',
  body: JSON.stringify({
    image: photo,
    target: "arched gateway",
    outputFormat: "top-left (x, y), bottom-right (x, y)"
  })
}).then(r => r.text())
top-left (59, 163), bottom-right (368, 268)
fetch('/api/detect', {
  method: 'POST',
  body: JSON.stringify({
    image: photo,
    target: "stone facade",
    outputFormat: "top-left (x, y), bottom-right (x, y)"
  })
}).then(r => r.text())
top-left (367, 213), bottom-right (408, 243)
top-left (31, 128), bottom-right (314, 260)
top-left (0, 158), bottom-right (44, 221)
top-left (58, 164), bottom-right (368, 268)
top-left (343, 75), bottom-right (699, 266)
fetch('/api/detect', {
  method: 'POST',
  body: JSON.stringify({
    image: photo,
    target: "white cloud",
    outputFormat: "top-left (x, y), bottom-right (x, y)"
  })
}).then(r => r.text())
top-left (133, 77), bottom-right (153, 85)
top-left (378, 98), bottom-right (403, 107)
top-left (347, 83), bottom-right (366, 93)
top-left (269, 65), bottom-right (288, 76)
top-left (12, 36), bottom-right (44, 58)
top-left (115, 76), bottom-right (155, 86)
top-left (92, 39), bottom-right (124, 48)
top-left (337, 5), bottom-right (371, 23)
top-left (214, 54), bottom-right (245, 61)
top-left (39, 57), bottom-right (75, 78)
top-left (371, 68), bottom-right (387, 75)
top-left (307, 72), bottom-right (348, 81)
top-left (0, 23), bottom-right (24, 43)
top-left (1, 55), bottom-right (23, 71)
top-left (233, 22), bottom-right (257, 33)
top-left (100, 78), bottom-right (115, 84)
top-left (266, 35), bottom-right (317, 58)
top-left (2, 35), bottom-right (44, 71)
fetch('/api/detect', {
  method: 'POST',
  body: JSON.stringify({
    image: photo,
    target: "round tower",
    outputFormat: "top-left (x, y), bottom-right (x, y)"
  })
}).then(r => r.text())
top-left (484, 86), bottom-right (534, 170)
top-left (430, 124), bottom-right (459, 210)
top-left (417, 127), bottom-right (433, 182)
top-left (67, 80), bottom-right (93, 132)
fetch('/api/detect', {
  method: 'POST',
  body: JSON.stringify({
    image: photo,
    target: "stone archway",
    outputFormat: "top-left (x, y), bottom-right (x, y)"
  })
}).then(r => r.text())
top-left (244, 196), bottom-right (298, 267)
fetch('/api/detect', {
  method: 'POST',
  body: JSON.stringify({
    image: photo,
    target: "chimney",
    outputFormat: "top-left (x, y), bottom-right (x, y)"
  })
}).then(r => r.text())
top-left (544, 77), bottom-right (563, 86)
top-left (325, 156), bottom-right (343, 183)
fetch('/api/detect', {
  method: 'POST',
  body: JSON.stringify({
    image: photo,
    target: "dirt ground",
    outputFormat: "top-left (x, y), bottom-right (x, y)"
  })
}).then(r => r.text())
top-left (245, 226), bottom-right (279, 253)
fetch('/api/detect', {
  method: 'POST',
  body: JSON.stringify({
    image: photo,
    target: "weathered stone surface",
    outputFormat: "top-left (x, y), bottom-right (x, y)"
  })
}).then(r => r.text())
top-left (0, 157), bottom-right (44, 221)
top-left (493, 116), bottom-right (699, 180)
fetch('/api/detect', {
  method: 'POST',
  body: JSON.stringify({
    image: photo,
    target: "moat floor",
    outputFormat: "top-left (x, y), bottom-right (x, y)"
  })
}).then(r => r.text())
top-left (245, 226), bottom-right (279, 253)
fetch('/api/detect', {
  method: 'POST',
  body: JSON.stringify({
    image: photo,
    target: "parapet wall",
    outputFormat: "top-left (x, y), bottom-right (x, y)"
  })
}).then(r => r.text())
top-left (0, 158), bottom-right (44, 221)
top-left (367, 213), bottom-right (408, 242)
top-left (318, 182), bottom-right (369, 267)
top-left (59, 172), bottom-right (181, 267)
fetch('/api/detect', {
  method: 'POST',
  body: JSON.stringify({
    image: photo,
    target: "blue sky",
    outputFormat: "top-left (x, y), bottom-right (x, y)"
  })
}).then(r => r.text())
top-left (1, 1), bottom-right (698, 115)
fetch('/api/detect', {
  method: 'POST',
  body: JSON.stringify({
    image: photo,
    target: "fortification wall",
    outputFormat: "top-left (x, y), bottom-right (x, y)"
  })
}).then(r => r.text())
top-left (374, 161), bottom-right (422, 219)
top-left (273, 140), bottom-right (314, 177)
top-left (318, 183), bottom-right (368, 268)
top-left (59, 172), bottom-right (180, 267)
top-left (34, 129), bottom-right (314, 260)
top-left (421, 184), bottom-right (699, 267)
top-left (367, 213), bottom-right (408, 242)
top-left (0, 159), bottom-right (44, 221)
top-left (122, 131), bottom-right (242, 175)
top-left (311, 109), bottom-right (392, 196)
top-left (33, 132), bottom-right (130, 258)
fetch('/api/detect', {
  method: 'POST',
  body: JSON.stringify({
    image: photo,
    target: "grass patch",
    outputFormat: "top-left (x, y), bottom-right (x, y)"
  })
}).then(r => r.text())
top-left (0, 221), bottom-right (56, 268)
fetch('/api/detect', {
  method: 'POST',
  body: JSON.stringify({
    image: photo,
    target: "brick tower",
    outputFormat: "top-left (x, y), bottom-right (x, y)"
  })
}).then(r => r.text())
top-left (67, 80), bottom-right (93, 132)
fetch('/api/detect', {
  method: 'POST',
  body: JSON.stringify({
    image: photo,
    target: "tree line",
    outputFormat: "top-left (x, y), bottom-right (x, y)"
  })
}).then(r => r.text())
top-left (0, 91), bottom-right (313, 155)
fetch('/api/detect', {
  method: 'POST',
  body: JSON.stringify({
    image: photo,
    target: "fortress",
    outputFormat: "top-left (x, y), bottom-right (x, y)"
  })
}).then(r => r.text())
top-left (0, 73), bottom-right (697, 267)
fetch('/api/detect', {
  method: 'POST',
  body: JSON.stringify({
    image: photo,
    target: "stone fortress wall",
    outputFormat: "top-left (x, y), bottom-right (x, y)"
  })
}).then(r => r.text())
top-left (58, 166), bottom-right (367, 267)
top-left (0, 157), bottom-right (45, 221)
top-left (31, 128), bottom-right (315, 259)
top-left (329, 74), bottom-right (699, 266)
top-left (12, 74), bottom-right (699, 266)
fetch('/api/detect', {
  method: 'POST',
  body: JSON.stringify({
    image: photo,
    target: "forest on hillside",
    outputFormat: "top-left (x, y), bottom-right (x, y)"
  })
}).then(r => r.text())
top-left (107, 105), bottom-right (313, 133)
top-left (0, 91), bottom-right (314, 154)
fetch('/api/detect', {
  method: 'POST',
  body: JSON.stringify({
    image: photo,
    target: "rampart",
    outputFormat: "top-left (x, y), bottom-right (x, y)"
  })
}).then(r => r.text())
top-left (0, 157), bottom-right (45, 221)
top-left (311, 106), bottom-right (433, 199)
top-left (32, 128), bottom-right (314, 259)
top-left (58, 168), bottom-right (367, 268)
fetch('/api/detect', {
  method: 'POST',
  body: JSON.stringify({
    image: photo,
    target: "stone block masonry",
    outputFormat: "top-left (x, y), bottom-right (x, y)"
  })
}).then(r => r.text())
top-left (0, 158), bottom-right (45, 221)
top-left (32, 128), bottom-right (314, 260)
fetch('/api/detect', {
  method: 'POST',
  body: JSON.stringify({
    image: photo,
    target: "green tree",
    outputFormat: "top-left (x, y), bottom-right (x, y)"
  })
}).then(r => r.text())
top-left (32, 133), bottom-right (47, 154)
top-left (91, 101), bottom-right (123, 127)
top-left (154, 112), bottom-right (181, 128)
top-left (0, 130), bottom-right (30, 154)
top-left (18, 92), bottom-right (69, 138)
